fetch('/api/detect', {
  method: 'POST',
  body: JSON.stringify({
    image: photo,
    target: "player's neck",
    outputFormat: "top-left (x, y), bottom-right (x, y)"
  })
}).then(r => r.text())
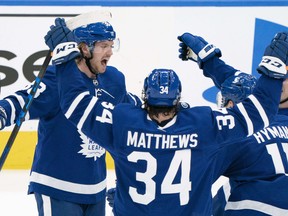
top-left (279, 100), bottom-right (288, 109)
top-left (77, 60), bottom-right (96, 79)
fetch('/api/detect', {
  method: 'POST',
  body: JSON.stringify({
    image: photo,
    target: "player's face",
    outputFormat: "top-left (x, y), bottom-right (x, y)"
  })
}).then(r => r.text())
top-left (91, 40), bottom-right (114, 74)
top-left (279, 78), bottom-right (288, 108)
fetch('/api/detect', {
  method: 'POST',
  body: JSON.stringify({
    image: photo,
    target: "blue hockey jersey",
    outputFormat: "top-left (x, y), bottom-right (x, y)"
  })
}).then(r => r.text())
top-left (0, 65), bottom-right (138, 204)
top-left (213, 108), bottom-right (288, 216)
top-left (55, 57), bottom-right (283, 215)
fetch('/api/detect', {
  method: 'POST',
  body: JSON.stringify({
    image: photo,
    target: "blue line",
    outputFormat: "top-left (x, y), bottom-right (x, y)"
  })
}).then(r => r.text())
top-left (1, 0), bottom-right (288, 7)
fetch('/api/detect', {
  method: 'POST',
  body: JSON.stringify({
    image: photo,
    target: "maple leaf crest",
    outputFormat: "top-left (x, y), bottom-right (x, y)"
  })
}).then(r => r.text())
top-left (78, 130), bottom-right (105, 161)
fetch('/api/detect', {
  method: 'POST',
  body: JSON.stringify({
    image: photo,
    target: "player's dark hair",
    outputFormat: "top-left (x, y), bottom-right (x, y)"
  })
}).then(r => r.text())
top-left (143, 103), bottom-right (178, 118)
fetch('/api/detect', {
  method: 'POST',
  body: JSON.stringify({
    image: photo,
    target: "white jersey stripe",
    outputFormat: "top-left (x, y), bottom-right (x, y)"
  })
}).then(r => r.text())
top-left (30, 171), bottom-right (106, 194)
top-left (225, 200), bottom-right (288, 216)
top-left (223, 181), bottom-right (231, 202)
top-left (249, 94), bottom-right (269, 128)
top-left (42, 195), bottom-right (52, 216)
top-left (77, 96), bottom-right (98, 130)
top-left (7, 94), bottom-right (30, 122)
top-left (11, 93), bottom-right (25, 108)
top-left (65, 91), bottom-right (89, 119)
top-left (6, 99), bottom-right (16, 124)
top-left (237, 102), bottom-right (254, 136)
top-left (127, 92), bottom-right (141, 106)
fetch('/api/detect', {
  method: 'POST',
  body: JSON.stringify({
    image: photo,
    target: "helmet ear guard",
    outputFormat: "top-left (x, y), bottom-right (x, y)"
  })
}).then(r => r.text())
top-left (217, 72), bottom-right (257, 108)
top-left (142, 69), bottom-right (182, 107)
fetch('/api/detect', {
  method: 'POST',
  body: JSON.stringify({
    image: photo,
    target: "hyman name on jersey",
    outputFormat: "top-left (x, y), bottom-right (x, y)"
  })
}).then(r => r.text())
top-left (127, 131), bottom-right (198, 149)
top-left (253, 125), bottom-right (288, 144)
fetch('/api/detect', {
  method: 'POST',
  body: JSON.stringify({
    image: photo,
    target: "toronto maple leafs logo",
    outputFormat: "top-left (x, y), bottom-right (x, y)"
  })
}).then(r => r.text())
top-left (78, 130), bottom-right (105, 161)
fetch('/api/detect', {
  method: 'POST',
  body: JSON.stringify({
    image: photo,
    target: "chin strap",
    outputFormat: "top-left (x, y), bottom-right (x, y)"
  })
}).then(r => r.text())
top-left (83, 46), bottom-right (98, 75)
top-left (280, 97), bottom-right (288, 104)
top-left (84, 57), bottom-right (95, 74)
top-left (157, 118), bottom-right (173, 127)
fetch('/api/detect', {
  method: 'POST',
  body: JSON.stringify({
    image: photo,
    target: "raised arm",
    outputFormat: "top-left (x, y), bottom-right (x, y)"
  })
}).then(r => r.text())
top-left (178, 33), bottom-right (237, 88)
top-left (178, 32), bottom-right (288, 135)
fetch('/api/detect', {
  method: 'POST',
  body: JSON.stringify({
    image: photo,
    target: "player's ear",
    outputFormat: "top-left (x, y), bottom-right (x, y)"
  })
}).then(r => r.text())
top-left (78, 43), bottom-right (90, 57)
top-left (227, 100), bottom-right (234, 108)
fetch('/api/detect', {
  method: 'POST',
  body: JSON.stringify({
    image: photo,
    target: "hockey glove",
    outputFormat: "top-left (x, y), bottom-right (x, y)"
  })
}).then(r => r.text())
top-left (45, 18), bottom-right (76, 51)
top-left (257, 32), bottom-right (288, 79)
top-left (0, 106), bottom-right (7, 130)
top-left (106, 187), bottom-right (116, 208)
top-left (52, 42), bottom-right (80, 65)
top-left (178, 33), bottom-right (222, 69)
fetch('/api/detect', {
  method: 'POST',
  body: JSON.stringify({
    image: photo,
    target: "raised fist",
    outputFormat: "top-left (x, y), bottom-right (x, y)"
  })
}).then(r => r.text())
top-left (257, 32), bottom-right (288, 79)
top-left (45, 18), bottom-right (76, 51)
top-left (178, 33), bottom-right (221, 69)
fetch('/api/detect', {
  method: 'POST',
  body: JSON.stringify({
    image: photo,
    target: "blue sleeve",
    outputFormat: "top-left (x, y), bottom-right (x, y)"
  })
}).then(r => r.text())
top-left (56, 61), bottom-right (114, 150)
top-left (202, 57), bottom-right (239, 89)
top-left (97, 66), bottom-right (127, 104)
top-left (213, 180), bottom-right (238, 216)
top-left (0, 66), bottom-right (59, 126)
top-left (213, 186), bottom-right (226, 216)
top-left (102, 67), bottom-right (142, 106)
top-left (214, 74), bottom-right (282, 141)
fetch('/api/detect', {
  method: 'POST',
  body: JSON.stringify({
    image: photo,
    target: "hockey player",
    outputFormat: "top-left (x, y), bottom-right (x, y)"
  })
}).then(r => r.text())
top-left (0, 18), bottom-right (139, 215)
top-left (215, 72), bottom-right (257, 109)
top-left (104, 60), bottom-right (259, 213)
top-left (212, 74), bottom-right (288, 215)
top-left (46, 17), bottom-right (288, 215)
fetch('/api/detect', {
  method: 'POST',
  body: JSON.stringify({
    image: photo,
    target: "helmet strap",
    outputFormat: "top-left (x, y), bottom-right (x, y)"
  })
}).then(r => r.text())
top-left (84, 47), bottom-right (98, 75)
top-left (280, 97), bottom-right (288, 104)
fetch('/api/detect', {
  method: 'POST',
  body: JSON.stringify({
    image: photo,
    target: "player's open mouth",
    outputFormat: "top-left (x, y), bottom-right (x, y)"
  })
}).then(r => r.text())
top-left (101, 59), bottom-right (108, 66)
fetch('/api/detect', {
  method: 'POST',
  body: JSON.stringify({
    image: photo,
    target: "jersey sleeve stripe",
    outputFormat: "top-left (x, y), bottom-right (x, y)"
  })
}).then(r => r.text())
top-left (77, 96), bottom-right (98, 130)
top-left (8, 94), bottom-right (30, 121)
top-left (6, 99), bottom-right (16, 124)
top-left (237, 102), bottom-right (254, 136)
top-left (248, 94), bottom-right (269, 128)
top-left (65, 91), bottom-right (89, 119)
top-left (11, 93), bottom-right (25, 108)
top-left (223, 181), bottom-right (231, 202)
top-left (128, 92), bottom-right (140, 106)
top-left (225, 200), bottom-right (288, 215)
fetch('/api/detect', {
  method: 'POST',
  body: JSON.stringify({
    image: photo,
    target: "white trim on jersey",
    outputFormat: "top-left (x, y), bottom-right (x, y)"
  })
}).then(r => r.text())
top-left (127, 92), bottom-right (141, 106)
top-left (225, 200), bottom-right (288, 216)
top-left (223, 181), bottom-right (231, 202)
top-left (77, 97), bottom-right (98, 129)
top-left (249, 94), bottom-right (269, 128)
top-left (11, 93), bottom-right (31, 121)
top-left (65, 91), bottom-right (89, 118)
top-left (237, 102), bottom-right (253, 136)
top-left (7, 94), bottom-right (30, 121)
top-left (42, 194), bottom-right (52, 216)
top-left (11, 93), bottom-right (25, 109)
top-left (6, 99), bottom-right (16, 124)
top-left (30, 171), bottom-right (106, 194)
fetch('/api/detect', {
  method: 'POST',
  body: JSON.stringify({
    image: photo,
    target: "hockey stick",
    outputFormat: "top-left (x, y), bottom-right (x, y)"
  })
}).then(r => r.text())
top-left (0, 10), bottom-right (112, 171)
top-left (0, 51), bottom-right (51, 171)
